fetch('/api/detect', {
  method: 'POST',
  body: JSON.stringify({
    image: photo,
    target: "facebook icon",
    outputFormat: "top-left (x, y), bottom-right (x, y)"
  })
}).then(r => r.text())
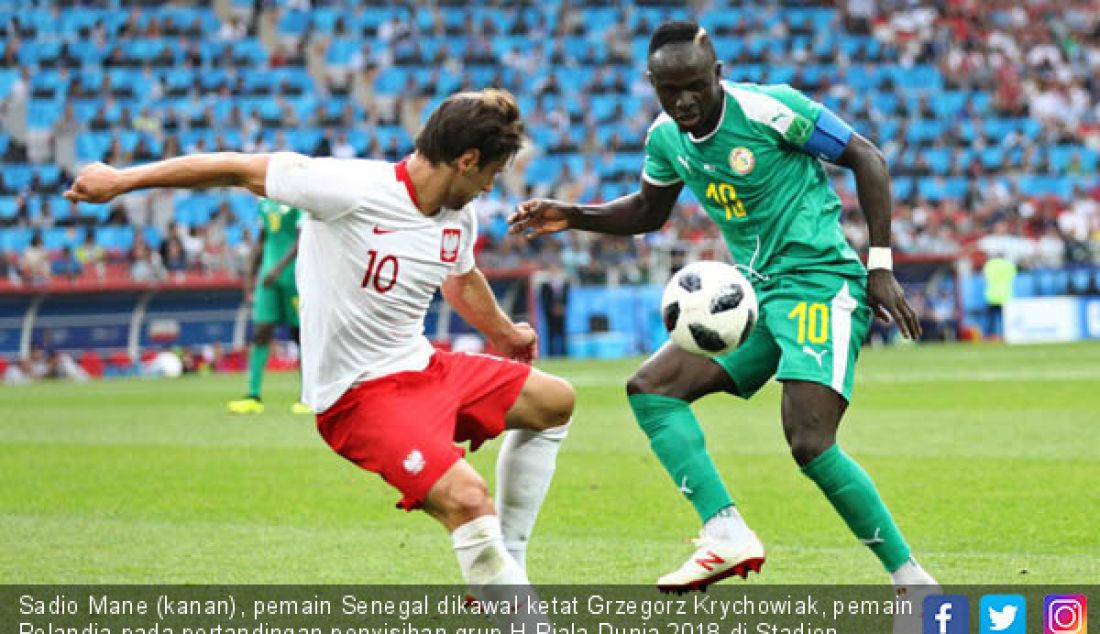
top-left (924, 595), bottom-right (969, 634)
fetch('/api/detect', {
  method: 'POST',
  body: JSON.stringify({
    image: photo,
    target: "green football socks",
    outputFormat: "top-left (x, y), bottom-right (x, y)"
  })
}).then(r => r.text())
top-left (247, 342), bottom-right (270, 399)
top-left (801, 443), bottom-right (911, 572)
top-left (629, 393), bottom-right (733, 522)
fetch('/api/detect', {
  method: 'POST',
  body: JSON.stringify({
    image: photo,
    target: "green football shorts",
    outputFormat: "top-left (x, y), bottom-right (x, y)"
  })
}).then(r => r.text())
top-left (714, 272), bottom-right (872, 402)
top-left (252, 278), bottom-right (300, 327)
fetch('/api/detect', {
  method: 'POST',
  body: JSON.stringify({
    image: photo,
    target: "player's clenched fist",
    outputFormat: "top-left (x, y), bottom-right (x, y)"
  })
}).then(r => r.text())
top-left (64, 162), bottom-right (126, 204)
top-left (492, 321), bottom-right (539, 364)
top-left (508, 199), bottom-right (572, 238)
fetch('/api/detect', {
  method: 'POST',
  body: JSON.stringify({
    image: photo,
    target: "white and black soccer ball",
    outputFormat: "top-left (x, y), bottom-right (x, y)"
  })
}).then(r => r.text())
top-left (660, 261), bottom-right (758, 357)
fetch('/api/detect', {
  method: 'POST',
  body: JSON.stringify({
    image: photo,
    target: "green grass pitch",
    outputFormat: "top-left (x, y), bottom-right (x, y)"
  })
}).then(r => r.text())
top-left (2, 341), bottom-right (1098, 584)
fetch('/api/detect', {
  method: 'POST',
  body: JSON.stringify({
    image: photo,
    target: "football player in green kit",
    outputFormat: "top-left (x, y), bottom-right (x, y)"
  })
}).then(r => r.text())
top-left (509, 19), bottom-right (938, 616)
top-left (227, 198), bottom-right (311, 415)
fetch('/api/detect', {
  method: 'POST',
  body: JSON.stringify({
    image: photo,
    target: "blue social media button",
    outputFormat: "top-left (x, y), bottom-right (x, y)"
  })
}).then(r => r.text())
top-left (924, 595), bottom-right (969, 634)
top-left (981, 594), bottom-right (1026, 633)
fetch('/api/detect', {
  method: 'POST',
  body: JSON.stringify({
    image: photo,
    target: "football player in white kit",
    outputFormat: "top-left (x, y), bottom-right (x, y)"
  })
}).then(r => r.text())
top-left (65, 90), bottom-right (575, 604)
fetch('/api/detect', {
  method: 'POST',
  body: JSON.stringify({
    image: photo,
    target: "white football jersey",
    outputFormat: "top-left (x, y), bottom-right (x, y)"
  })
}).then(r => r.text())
top-left (265, 152), bottom-right (477, 412)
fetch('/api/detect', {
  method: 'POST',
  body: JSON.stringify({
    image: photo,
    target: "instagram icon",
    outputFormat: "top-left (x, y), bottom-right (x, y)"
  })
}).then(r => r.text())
top-left (1045, 595), bottom-right (1088, 634)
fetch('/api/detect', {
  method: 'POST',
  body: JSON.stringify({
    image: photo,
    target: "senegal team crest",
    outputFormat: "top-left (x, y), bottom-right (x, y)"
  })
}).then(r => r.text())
top-left (729, 147), bottom-right (755, 175)
top-left (440, 228), bottom-right (461, 263)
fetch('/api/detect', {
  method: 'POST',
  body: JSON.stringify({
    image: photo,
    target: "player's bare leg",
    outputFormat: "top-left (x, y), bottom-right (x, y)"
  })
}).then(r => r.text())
top-left (227, 323), bottom-right (275, 414)
top-left (495, 369), bottom-right (574, 573)
top-left (627, 344), bottom-right (765, 592)
top-left (782, 380), bottom-right (937, 631)
top-left (424, 460), bottom-right (550, 629)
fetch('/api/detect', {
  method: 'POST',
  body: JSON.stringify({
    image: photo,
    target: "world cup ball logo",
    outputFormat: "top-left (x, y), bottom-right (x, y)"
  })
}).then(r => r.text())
top-left (729, 147), bottom-right (755, 175)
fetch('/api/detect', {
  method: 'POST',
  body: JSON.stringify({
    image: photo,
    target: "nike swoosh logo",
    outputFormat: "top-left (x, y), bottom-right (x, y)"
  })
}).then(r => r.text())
top-left (372, 227), bottom-right (395, 235)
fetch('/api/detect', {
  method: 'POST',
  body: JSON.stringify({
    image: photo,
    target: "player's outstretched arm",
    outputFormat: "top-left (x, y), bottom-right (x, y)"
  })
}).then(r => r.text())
top-left (835, 133), bottom-right (922, 339)
top-left (509, 181), bottom-right (682, 238)
top-left (441, 268), bottom-right (537, 364)
top-left (64, 153), bottom-right (271, 204)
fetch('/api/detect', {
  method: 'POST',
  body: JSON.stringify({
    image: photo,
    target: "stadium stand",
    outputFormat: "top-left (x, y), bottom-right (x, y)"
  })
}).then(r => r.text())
top-left (0, 0), bottom-right (1098, 367)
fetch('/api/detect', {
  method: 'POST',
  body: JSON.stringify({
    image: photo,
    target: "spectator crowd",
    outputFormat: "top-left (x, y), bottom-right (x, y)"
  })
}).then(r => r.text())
top-left (0, 0), bottom-right (1097, 291)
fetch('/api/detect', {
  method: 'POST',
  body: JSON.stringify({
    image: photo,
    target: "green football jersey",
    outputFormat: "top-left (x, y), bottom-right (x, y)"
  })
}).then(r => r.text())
top-left (257, 198), bottom-right (302, 285)
top-left (643, 81), bottom-right (865, 284)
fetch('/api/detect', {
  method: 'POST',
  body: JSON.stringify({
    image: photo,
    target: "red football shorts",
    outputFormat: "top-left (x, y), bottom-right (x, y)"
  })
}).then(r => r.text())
top-left (316, 350), bottom-right (532, 511)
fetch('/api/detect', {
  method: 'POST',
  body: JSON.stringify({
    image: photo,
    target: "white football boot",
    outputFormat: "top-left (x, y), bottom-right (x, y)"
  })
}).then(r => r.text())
top-left (656, 530), bottom-right (766, 593)
top-left (891, 559), bottom-right (940, 634)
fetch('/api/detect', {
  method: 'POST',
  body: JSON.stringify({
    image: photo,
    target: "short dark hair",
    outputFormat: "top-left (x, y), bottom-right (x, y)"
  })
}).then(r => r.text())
top-left (415, 89), bottom-right (525, 168)
top-left (648, 20), bottom-right (714, 58)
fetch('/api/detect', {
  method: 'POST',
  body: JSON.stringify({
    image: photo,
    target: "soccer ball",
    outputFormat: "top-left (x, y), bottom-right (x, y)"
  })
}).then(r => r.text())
top-left (660, 261), bottom-right (758, 357)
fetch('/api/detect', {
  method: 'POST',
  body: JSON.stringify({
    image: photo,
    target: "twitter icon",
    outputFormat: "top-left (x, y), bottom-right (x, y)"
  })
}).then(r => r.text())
top-left (981, 594), bottom-right (1026, 634)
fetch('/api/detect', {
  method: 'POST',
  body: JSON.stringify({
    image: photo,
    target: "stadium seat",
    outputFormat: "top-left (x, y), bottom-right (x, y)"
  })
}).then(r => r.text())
top-left (0, 228), bottom-right (33, 252)
top-left (0, 197), bottom-right (17, 220)
top-left (42, 227), bottom-right (84, 250)
top-left (95, 226), bottom-right (135, 252)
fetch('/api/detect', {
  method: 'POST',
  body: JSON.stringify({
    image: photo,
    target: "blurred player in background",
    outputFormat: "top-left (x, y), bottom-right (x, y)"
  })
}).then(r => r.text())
top-left (65, 89), bottom-right (573, 609)
top-left (227, 198), bottom-right (310, 415)
top-left (510, 19), bottom-right (937, 616)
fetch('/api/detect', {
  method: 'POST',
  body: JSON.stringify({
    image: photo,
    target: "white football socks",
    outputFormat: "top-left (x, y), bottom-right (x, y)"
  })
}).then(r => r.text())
top-left (890, 556), bottom-right (937, 586)
top-left (704, 505), bottom-right (756, 545)
top-left (451, 515), bottom-right (550, 630)
top-left (451, 514), bottom-right (530, 587)
top-left (495, 422), bottom-right (570, 571)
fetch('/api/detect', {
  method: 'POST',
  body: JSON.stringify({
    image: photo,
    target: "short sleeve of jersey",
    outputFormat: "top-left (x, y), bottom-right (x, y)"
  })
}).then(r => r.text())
top-left (741, 84), bottom-right (853, 161)
top-left (451, 208), bottom-right (477, 276)
top-left (747, 84), bottom-right (823, 149)
top-left (265, 153), bottom-right (366, 222)
top-left (642, 119), bottom-right (683, 187)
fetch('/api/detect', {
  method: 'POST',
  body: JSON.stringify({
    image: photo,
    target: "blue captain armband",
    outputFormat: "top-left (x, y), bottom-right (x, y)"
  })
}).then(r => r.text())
top-left (802, 108), bottom-right (853, 162)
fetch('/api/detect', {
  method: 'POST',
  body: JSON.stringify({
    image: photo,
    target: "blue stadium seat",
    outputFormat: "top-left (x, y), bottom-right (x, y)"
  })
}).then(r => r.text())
top-left (0, 228), bottom-right (33, 252)
top-left (326, 38), bottom-right (359, 66)
top-left (229, 194), bottom-right (260, 224)
top-left (164, 68), bottom-right (194, 94)
top-left (28, 195), bottom-right (72, 220)
top-left (933, 91), bottom-right (968, 118)
top-left (37, 165), bottom-right (61, 189)
top-left (1012, 273), bottom-right (1036, 297)
top-left (277, 10), bottom-right (310, 37)
top-left (143, 225), bottom-right (162, 249)
top-left (27, 102), bottom-right (63, 130)
top-left (979, 147), bottom-right (1004, 169)
top-left (374, 68), bottom-right (408, 95)
top-left (121, 39), bottom-right (167, 65)
top-left (174, 194), bottom-right (218, 226)
top-left (76, 133), bottom-right (112, 162)
top-left (226, 224), bottom-right (246, 247)
top-left (893, 177), bottom-right (913, 200)
top-left (525, 156), bottom-right (562, 185)
top-left (232, 39), bottom-right (268, 66)
top-left (906, 120), bottom-right (945, 144)
top-left (921, 148), bottom-right (952, 175)
top-left (4, 164), bottom-right (32, 190)
top-left (42, 227), bottom-right (84, 251)
top-left (1034, 268), bottom-right (1069, 296)
top-left (0, 69), bottom-right (18, 101)
top-left (95, 226), bottom-right (135, 252)
top-left (0, 196), bottom-right (17, 220)
top-left (76, 202), bottom-right (110, 222)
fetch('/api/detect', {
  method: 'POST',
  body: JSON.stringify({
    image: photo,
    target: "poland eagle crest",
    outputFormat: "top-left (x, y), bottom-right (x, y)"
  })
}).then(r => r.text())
top-left (440, 228), bottom-right (461, 263)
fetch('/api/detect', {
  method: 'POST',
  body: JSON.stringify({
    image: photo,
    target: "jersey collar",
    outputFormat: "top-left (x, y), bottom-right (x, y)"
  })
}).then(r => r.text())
top-left (394, 158), bottom-right (421, 210)
top-left (687, 91), bottom-right (728, 144)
